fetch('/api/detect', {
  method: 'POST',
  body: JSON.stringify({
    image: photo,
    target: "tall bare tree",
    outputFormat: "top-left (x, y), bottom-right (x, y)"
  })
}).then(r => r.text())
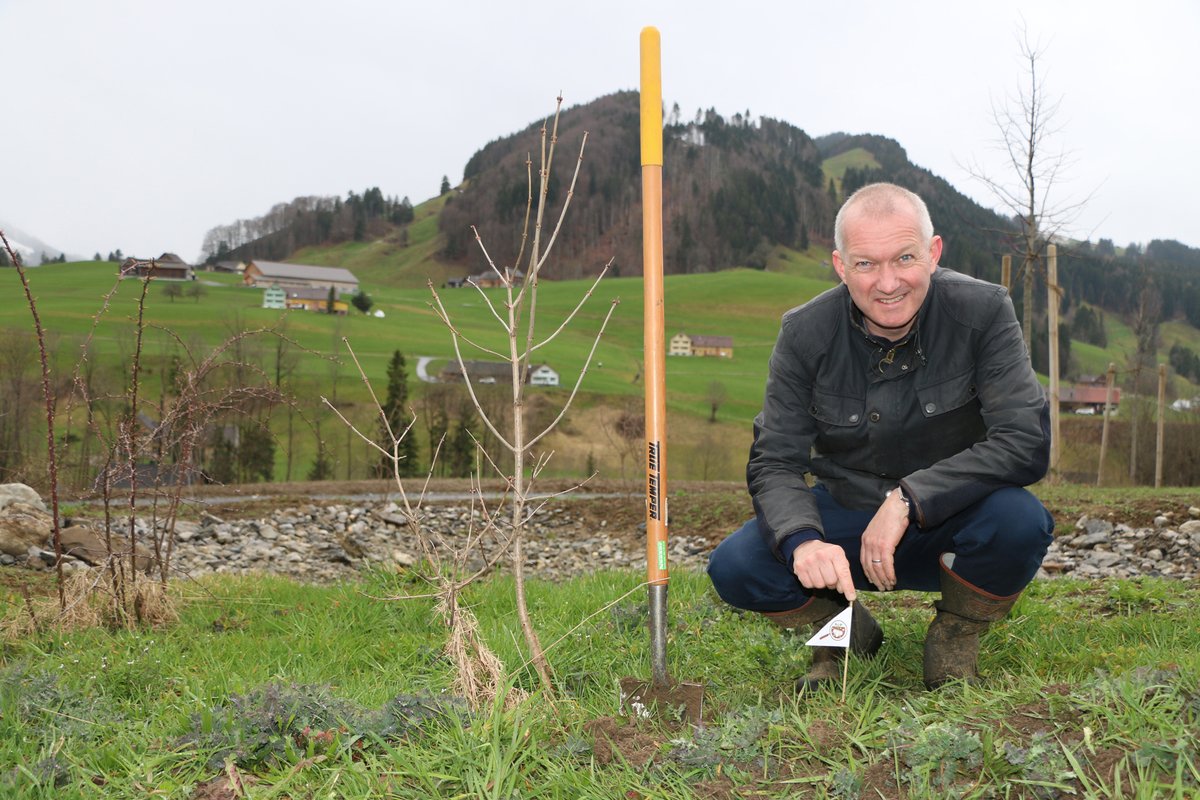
top-left (965, 30), bottom-right (1091, 354)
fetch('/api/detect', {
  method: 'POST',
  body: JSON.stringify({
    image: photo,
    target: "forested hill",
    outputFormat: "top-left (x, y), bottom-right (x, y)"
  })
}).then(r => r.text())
top-left (439, 91), bottom-right (1018, 281)
top-left (202, 90), bottom-right (1200, 328)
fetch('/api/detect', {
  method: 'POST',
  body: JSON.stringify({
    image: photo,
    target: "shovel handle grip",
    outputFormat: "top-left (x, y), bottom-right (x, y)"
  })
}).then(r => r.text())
top-left (640, 26), bottom-right (668, 587)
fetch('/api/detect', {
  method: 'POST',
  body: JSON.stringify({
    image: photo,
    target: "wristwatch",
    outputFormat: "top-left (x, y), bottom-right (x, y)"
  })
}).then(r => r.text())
top-left (885, 488), bottom-right (914, 522)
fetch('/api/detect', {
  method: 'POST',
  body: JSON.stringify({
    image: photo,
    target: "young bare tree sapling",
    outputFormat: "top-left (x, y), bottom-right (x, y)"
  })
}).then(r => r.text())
top-left (427, 96), bottom-right (618, 695)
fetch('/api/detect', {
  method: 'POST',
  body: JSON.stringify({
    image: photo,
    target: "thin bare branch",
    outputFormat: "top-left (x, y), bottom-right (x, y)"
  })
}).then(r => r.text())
top-left (427, 284), bottom-right (509, 359)
top-left (512, 579), bottom-right (649, 672)
top-left (532, 130), bottom-right (589, 276)
top-left (527, 298), bottom-right (620, 448)
top-left (528, 259), bottom-right (612, 355)
top-left (471, 225), bottom-right (511, 287)
top-left (431, 301), bottom-right (514, 452)
top-left (320, 396), bottom-right (391, 458)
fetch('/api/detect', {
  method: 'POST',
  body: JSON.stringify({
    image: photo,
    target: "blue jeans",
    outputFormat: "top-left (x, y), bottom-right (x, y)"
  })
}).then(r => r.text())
top-left (707, 485), bottom-right (1054, 612)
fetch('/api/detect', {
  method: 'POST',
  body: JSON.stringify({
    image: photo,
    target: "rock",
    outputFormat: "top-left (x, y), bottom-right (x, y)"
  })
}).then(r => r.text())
top-left (0, 502), bottom-right (52, 556)
top-left (175, 521), bottom-right (201, 541)
top-left (1154, 515), bottom-right (1170, 528)
top-left (7, 495), bottom-right (1190, 587)
top-left (58, 525), bottom-right (155, 572)
top-left (1074, 532), bottom-right (1110, 548)
top-left (1189, 506), bottom-right (1200, 518)
top-left (0, 483), bottom-right (47, 513)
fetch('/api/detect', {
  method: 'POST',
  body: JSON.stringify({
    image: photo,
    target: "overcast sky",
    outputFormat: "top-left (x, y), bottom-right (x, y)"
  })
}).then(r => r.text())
top-left (3, 0), bottom-right (1197, 262)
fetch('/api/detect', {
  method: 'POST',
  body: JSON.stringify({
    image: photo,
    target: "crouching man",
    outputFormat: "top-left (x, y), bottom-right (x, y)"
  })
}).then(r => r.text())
top-left (708, 183), bottom-right (1054, 690)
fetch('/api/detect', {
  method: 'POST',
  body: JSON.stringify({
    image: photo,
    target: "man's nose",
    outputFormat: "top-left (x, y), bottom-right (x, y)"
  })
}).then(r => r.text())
top-left (877, 262), bottom-right (903, 292)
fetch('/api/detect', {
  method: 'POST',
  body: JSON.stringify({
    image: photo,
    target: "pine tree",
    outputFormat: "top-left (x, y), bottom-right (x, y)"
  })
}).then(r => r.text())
top-left (446, 411), bottom-right (476, 477)
top-left (308, 444), bottom-right (334, 481)
top-left (440, 175), bottom-right (451, 195)
top-left (236, 422), bottom-right (276, 482)
top-left (381, 350), bottom-right (419, 476)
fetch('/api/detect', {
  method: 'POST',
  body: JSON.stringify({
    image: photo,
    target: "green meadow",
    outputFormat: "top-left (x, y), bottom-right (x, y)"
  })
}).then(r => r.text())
top-left (4, 256), bottom-right (1199, 485)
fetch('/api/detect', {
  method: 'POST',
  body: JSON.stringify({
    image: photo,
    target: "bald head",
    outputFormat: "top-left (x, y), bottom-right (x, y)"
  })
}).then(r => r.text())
top-left (834, 183), bottom-right (934, 253)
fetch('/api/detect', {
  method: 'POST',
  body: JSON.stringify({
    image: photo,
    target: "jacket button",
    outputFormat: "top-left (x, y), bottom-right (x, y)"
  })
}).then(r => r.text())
top-left (869, 411), bottom-right (880, 422)
top-left (925, 402), bottom-right (936, 414)
top-left (849, 413), bottom-right (860, 423)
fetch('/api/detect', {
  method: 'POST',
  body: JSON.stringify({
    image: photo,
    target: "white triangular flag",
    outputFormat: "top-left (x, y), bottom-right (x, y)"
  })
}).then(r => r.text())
top-left (805, 604), bottom-right (853, 648)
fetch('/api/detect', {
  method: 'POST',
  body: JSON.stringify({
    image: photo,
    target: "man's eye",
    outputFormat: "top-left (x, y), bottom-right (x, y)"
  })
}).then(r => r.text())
top-left (855, 261), bottom-right (874, 270)
top-left (898, 254), bottom-right (914, 262)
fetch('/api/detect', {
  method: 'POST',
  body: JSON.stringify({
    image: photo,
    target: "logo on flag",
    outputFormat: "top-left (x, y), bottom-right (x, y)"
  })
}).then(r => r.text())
top-left (805, 605), bottom-right (853, 649)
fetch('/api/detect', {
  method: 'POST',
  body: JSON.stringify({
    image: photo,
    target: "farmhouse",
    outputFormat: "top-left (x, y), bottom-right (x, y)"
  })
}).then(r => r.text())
top-left (1060, 383), bottom-right (1121, 414)
top-left (439, 360), bottom-right (558, 387)
top-left (284, 287), bottom-right (349, 315)
top-left (529, 364), bottom-right (560, 387)
top-left (118, 252), bottom-right (194, 281)
top-left (243, 260), bottom-right (359, 295)
top-left (261, 286), bottom-right (286, 309)
top-left (668, 333), bottom-right (734, 358)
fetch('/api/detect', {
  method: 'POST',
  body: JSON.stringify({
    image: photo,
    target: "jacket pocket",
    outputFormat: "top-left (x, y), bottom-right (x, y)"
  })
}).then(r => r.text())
top-left (810, 388), bottom-right (866, 426)
top-left (911, 370), bottom-right (985, 461)
top-left (916, 370), bottom-right (979, 418)
top-left (810, 388), bottom-right (866, 455)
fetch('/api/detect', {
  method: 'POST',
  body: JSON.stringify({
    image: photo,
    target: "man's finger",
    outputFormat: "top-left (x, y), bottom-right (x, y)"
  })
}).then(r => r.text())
top-left (835, 558), bottom-right (856, 601)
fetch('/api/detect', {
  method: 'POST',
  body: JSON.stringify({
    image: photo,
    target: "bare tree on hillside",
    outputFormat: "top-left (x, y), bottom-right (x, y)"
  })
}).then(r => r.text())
top-left (1127, 277), bottom-right (1162, 481)
top-left (965, 30), bottom-right (1092, 354)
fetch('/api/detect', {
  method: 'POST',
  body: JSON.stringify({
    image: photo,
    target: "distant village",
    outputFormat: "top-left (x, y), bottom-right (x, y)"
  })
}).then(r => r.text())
top-left (114, 254), bottom-right (1129, 410)
top-left (117, 254), bottom-right (565, 387)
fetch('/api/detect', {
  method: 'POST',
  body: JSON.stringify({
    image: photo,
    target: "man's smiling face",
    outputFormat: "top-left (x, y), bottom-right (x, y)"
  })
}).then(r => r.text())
top-left (832, 205), bottom-right (942, 340)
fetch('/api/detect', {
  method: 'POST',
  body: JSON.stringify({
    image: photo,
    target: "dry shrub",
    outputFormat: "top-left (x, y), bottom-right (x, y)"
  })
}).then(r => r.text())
top-left (2, 568), bottom-right (177, 639)
top-left (438, 595), bottom-right (526, 711)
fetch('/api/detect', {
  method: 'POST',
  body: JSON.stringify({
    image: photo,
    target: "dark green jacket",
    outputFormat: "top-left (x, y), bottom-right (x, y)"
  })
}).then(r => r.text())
top-left (748, 268), bottom-right (1050, 558)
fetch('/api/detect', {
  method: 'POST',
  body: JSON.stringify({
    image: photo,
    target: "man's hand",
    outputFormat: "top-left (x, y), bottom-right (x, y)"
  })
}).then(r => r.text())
top-left (791, 540), bottom-right (856, 602)
top-left (861, 490), bottom-right (910, 591)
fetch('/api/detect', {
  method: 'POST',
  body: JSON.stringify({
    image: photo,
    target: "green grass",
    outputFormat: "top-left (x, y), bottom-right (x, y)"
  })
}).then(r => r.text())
top-left (6, 258), bottom-right (1200, 485)
top-left (2, 567), bottom-right (1197, 798)
top-left (290, 194), bottom-right (456, 288)
top-left (821, 147), bottom-right (881, 194)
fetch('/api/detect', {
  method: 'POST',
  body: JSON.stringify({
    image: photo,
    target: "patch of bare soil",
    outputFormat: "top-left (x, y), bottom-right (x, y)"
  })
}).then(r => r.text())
top-left (585, 716), bottom-right (666, 769)
top-left (188, 771), bottom-right (257, 800)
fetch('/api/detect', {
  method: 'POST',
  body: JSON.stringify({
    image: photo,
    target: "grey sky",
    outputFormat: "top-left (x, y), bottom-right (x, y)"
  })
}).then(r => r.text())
top-left (3, 0), bottom-right (1197, 262)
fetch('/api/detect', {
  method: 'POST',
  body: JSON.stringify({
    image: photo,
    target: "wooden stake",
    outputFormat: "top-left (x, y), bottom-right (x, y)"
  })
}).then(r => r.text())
top-left (1097, 363), bottom-right (1116, 486)
top-left (1047, 244), bottom-right (1060, 475)
top-left (1000, 254), bottom-right (1012, 293)
top-left (1156, 364), bottom-right (1167, 488)
top-left (841, 600), bottom-right (852, 703)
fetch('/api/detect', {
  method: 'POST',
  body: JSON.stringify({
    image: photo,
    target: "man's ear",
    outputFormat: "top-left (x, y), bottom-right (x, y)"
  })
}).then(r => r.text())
top-left (831, 250), bottom-right (847, 282)
top-left (929, 235), bottom-right (944, 267)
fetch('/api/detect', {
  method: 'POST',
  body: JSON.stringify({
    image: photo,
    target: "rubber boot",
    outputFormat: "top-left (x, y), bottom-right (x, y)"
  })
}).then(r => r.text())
top-left (764, 594), bottom-right (884, 692)
top-left (923, 554), bottom-right (1020, 689)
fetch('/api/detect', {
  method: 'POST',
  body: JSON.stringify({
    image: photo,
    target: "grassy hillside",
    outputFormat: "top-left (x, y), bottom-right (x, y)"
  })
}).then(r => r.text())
top-left (290, 194), bottom-right (456, 289)
top-left (821, 146), bottom-right (881, 193)
top-left (4, 261), bottom-right (1199, 485)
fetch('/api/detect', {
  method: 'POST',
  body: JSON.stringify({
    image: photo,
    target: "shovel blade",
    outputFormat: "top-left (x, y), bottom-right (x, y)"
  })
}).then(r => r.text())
top-left (619, 676), bottom-right (704, 726)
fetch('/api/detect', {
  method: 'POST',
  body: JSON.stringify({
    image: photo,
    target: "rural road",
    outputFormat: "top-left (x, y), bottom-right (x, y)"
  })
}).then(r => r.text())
top-left (415, 355), bottom-right (437, 383)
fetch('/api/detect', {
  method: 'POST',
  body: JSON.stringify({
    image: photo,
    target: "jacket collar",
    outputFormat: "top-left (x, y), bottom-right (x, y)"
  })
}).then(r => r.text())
top-left (846, 286), bottom-right (930, 378)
